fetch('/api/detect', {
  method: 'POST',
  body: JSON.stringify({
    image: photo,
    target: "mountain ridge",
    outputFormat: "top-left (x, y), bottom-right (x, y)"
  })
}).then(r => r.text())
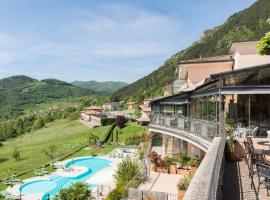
top-left (112, 0), bottom-right (270, 101)
top-left (71, 80), bottom-right (128, 93)
top-left (0, 75), bottom-right (97, 120)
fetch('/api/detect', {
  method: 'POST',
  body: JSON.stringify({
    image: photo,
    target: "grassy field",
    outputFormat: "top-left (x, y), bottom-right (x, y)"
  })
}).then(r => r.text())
top-left (0, 119), bottom-right (145, 190)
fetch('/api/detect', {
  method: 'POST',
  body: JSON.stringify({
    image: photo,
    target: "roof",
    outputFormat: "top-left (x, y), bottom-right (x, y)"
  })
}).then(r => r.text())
top-left (139, 105), bottom-right (151, 112)
top-left (210, 63), bottom-right (270, 79)
top-left (179, 55), bottom-right (233, 65)
top-left (137, 116), bottom-right (150, 122)
top-left (229, 40), bottom-right (258, 55)
top-left (127, 101), bottom-right (136, 105)
top-left (86, 106), bottom-right (103, 110)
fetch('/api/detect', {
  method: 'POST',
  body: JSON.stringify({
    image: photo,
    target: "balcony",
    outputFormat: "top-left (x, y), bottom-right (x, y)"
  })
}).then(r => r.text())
top-left (149, 114), bottom-right (217, 151)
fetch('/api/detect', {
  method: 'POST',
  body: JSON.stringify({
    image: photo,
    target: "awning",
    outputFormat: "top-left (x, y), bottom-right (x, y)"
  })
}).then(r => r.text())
top-left (221, 86), bottom-right (270, 95)
top-left (159, 100), bottom-right (189, 105)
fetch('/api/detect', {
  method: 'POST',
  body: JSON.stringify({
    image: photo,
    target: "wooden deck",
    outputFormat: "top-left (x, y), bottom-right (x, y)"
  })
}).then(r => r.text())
top-left (222, 138), bottom-right (270, 200)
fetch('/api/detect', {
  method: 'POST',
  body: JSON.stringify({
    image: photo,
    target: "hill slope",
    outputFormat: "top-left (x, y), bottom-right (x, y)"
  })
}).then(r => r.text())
top-left (112, 0), bottom-right (270, 101)
top-left (71, 80), bottom-right (128, 93)
top-left (0, 75), bottom-right (96, 120)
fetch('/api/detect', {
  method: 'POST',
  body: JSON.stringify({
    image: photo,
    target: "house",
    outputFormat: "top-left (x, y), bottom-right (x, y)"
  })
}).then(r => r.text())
top-left (137, 104), bottom-right (151, 126)
top-left (81, 106), bottom-right (104, 126)
top-left (103, 102), bottom-right (119, 111)
top-left (147, 41), bottom-right (270, 199)
top-left (127, 101), bottom-right (136, 110)
top-left (172, 40), bottom-right (270, 94)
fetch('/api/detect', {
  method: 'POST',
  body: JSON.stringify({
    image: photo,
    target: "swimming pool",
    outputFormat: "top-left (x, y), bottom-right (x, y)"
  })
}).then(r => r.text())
top-left (19, 157), bottom-right (112, 200)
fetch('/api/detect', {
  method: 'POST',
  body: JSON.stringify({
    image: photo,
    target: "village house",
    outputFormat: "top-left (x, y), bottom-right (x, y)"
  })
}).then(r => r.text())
top-left (102, 102), bottom-right (119, 111)
top-left (127, 101), bottom-right (136, 110)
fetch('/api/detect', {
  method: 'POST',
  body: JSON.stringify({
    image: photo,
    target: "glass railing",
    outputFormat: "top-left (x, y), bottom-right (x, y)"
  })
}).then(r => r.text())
top-left (150, 113), bottom-right (218, 141)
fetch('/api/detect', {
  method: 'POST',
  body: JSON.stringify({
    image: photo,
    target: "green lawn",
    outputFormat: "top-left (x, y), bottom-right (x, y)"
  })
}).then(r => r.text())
top-left (0, 119), bottom-right (145, 191)
top-left (91, 121), bottom-right (146, 141)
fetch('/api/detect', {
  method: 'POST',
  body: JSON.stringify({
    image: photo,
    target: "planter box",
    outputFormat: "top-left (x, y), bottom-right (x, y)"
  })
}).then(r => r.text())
top-left (161, 167), bottom-right (169, 173)
top-left (150, 163), bottom-right (157, 172)
top-left (169, 165), bottom-right (177, 174)
top-left (190, 166), bottom-right (197, 174)
top-left (178, 189), bottom-right (186, 200)
top-left (177, 168), bottom-right (191, 175)
top-left (225, 151), bottom-right (237, 162)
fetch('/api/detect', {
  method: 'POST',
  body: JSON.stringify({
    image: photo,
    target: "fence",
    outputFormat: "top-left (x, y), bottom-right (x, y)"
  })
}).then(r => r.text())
top-left (128, 188), bottom-right (178, 200)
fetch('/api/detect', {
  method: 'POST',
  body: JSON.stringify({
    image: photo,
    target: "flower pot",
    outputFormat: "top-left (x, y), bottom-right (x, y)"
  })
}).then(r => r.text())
top-left (225, 151), bottom-right (237, 162)
top-left (178, 189), bottom-right (186, 200)
top-left (151, 163), bottom-right (157, 172)
top-left (157, 167), bottom-right (162, 173)
top-left (177, 168), bottom-right (191, 175)
top-left (170, 164), bottom-right (177, 174)
top-left (190, 166), bottom-right (197, 174)
top-left (161, 167), bottom-right (169, 173)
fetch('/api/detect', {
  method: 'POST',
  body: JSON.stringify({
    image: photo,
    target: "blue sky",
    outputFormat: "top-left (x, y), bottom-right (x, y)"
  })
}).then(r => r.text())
top-left (0, 0), bottom-right (256, 83)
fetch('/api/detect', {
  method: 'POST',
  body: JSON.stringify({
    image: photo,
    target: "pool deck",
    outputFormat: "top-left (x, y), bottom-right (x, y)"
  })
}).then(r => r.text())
top-left (6, 156), bottom-right (122, 200)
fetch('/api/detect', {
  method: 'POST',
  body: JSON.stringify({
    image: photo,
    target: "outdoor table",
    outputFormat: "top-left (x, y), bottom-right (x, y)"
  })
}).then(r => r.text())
top-left (234, 127), bottom-right (251, 138)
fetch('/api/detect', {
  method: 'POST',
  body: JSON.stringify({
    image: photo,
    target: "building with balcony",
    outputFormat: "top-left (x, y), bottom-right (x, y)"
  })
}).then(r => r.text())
top-left (145, 41), bottom-right (270, 200)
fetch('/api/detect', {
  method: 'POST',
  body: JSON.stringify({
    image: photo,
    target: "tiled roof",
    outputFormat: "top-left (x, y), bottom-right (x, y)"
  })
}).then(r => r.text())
top-left (179, 55), bottom-right (233, 65)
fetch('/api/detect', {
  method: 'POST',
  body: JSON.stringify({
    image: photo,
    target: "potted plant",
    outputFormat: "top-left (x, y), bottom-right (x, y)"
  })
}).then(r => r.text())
top-left (158, 159), bottom-right (168, 173)
top-left (225, 136), bottom-right (236, 162)
top-left (188, 156), bottom-right (200, 174)
top-left (177, 175), bottom-right (192, 200)
top-left (149, 151), bottom-right (159, 172)
top-left (164, 157), bottom-right (178, 174)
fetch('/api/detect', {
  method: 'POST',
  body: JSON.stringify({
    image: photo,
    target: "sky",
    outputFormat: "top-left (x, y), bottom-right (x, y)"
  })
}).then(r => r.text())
top-left (0, 0), bottom-right (256, 83)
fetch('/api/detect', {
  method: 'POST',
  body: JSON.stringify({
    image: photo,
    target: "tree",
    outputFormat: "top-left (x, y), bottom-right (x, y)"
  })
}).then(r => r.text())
top-left (53, 182), bottom-right (94, 200)
top-left (43, 145), bottom-right (57, 161)
top-left (12, 148), bottom-right (21, 160)
top-left (112, 158), bottom-right (143, 197)
top-left (105, 158), bottom-right (143, 199)
top-left (32, 118), bottom-right (45, 130)
top-left (258, 18), bottom-right (270, 55)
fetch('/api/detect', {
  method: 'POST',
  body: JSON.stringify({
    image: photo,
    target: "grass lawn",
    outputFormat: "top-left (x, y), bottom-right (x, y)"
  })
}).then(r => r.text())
top-left (0, 119), bottom-right (145, 191)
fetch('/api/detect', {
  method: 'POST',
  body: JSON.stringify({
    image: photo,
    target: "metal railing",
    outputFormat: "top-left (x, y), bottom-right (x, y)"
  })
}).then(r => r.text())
top-left (150, 114), bottom-right (217, 141)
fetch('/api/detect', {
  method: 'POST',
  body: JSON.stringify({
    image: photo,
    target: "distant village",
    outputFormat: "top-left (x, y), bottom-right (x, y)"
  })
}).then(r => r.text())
top-left (80, 98), bottom-right (152, 127)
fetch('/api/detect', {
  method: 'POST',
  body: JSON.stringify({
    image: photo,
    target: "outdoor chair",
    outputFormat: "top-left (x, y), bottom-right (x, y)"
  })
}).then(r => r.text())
top-left (246, 137), bottom-right (265, 156)
top-left (250, 127), bottom-right (259, 137)
top-left (256, 163), bottom-right (270, 196)
top-left (249, 153), bottom-right (267, 189)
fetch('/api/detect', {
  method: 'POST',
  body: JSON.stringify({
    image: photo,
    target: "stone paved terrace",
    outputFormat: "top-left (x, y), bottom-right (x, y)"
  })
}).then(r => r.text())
top-left (222, 138), bottom-right (270, 200)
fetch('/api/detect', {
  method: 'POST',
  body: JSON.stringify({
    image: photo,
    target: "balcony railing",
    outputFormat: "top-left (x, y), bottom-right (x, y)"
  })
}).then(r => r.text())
top-left (150, 114), bottom-right (218, 141)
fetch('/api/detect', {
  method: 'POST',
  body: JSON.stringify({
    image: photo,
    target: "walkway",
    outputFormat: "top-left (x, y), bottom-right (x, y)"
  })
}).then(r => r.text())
top-left (222, 139), bottom-right (270, 200)
top-left (139, 172), bottom-right (182, 195)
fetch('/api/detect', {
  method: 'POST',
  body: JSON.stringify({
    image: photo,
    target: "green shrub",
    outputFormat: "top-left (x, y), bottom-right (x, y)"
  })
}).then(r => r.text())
top-left (177, 175), bottom-right (192, 190)
top-left (105, 188), bottom-right (122, 200)
top-left (12, 148), bottom-right (21, 160)
top-left (32, 118), bottom-right (45, 130)
top-left (54, 182), bottom-right (94, 200)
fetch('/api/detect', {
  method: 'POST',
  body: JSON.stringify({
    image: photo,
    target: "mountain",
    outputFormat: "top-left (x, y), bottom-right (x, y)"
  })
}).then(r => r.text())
top-left (112, 0), bottom-right (270, 101)
top-left (0, 75), bottom-right (96, 120)
top-left (71, 80), bottom-right (128, 93)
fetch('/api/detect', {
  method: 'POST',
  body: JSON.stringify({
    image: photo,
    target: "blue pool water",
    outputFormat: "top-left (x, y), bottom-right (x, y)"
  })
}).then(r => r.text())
top-left (19, 157), bottom-right (112, 200)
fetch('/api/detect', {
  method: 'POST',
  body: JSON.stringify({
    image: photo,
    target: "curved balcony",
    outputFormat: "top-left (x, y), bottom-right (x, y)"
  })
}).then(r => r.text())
top-left (149, 114), bottom-right (218, 152)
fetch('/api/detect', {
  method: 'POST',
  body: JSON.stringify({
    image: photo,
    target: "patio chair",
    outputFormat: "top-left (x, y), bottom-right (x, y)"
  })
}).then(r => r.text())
top-left (249, 153), bottom-right (267, 189)
top-left (246, 137), bottom-right (265, 155)
top-left (256, 163), bottom-right (270, 196)
top-left (251, 127), bottom-right (259, 137)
